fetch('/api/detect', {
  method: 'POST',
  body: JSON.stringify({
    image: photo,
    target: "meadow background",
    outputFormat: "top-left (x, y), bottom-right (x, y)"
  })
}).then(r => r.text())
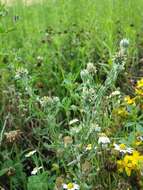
top-left (0, 0), bottom-right (143, 189)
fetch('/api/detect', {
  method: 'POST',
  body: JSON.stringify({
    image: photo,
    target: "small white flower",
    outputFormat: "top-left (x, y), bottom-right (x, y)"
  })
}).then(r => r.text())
top-left (109, 90), bottom-right (120, 98)
top-left (69, 118), bottom-right (79, 125)
top-left (31, 166), bottom-right (43, 175)
top-left (120, 39), bottom-right (129, 49)
top-left (25, 150), bottom-right (37, 158)
top-left (98, 135), bottom-right (110, 145)
top-left (62, 182), bottom-right (80, 190)
top-left (114, 143), bottom-right (133, 154)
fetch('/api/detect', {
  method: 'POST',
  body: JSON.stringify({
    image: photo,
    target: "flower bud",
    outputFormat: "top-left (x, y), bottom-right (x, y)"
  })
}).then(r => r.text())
top-left (120, 39), bottom-right (129, 49)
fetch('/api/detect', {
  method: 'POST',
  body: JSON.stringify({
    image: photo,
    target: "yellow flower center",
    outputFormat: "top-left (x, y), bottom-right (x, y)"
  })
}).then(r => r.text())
top-left (119, 144), bottom-right (126, 150)
top-left (67, 183), bottom-right (74, 189)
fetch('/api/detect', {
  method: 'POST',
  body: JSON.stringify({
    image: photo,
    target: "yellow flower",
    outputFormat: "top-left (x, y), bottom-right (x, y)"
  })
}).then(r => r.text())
top-left (124, 96), bottom-right (135, 105)
top-left (116, 107), bottom-right (128, 117)
top-left (137, 78), bottom-right (143, 88)
top-left (135, 88), bottom-right (143, 96)
top-left (123, 155), bottom-right (136, 176)
top-left (117, 151), bottom-right (143, 176)
top-left (132, 151), bottom-right (141, 159)
top-left (117, 160), bottom-right (124, 173)
top-left (125, 162), bottom-right (134, 176)
top-left (135, 141), bottom-right (142, 146)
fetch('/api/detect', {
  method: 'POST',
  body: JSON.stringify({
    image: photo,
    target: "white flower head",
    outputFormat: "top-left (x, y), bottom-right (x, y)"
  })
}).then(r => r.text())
top-left (114, 143), bottom-right (133, 154)
top-left (86, 62), bottom-right (97, 74)
top-left (80, 69), bottom-right (89, 81)
top-left (98, 134), bottom-right (110, 146)
top-left (38, 96), bottom-right (59, 107)
top-left (62, 182), bottom-right (79, 190)
top-left (31, 166), bottom-right (43, 175)
top-left (38, 96), bottom-right (50, 107)
top-left (120, 39), bottom-right (129, 49)
top-left (25, 150), bottom-right (37, 158)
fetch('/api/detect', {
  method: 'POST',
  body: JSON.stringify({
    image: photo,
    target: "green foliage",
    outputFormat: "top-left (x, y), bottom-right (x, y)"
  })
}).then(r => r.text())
top-left (0, 0), bottom-right (143, 189)
top-left (27, 172), bottom-right (54, 190)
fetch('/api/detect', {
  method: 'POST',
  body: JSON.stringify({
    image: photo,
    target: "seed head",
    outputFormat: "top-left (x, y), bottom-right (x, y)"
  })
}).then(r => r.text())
top-left (120, 39), bottom-right (129, 49)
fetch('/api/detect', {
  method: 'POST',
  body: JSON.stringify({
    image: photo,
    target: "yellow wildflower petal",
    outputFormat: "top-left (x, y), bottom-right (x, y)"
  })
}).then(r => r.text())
top-left (133, 151), bottom-right (140, 158)
top-left (135, 141), bottom-right (142, 146)
top-left (135, 88), bottom-right (143, 96)
top-left (125, 167), bottom-right (132, 176)
top-left (124, 155), bottom-right (131, 164)
top-left (124, 96), bottom-right (135, 105)
top-left (137, 78), bottom-right (143, 88)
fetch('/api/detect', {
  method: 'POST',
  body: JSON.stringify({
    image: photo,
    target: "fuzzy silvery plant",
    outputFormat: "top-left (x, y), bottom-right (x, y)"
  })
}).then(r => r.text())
top-left (79, 39), bottom-right (129, 138)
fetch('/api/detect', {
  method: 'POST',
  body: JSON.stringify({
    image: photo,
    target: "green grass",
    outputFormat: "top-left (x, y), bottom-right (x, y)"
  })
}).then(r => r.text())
top-left (0, 0), bottom-right (143, 189)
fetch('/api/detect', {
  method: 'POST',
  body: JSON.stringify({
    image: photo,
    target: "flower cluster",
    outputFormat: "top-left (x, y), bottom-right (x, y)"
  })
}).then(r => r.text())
top-left (98, 133), bottom-right (110, 147)
top-left (4, 130), bottom-right (22, 143)
top-left (117, 151), bottom-right (143, 176)
top-left (135, 78), bottom-right (143, 96)
top-left (80, 62), bottom-right (97, 81)
top-left (37, 96), bottom-right (60, 107)
top-left (15, 68), bottom-right (28, 80)
top-left (124, 95), bottom-right (135, 105)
